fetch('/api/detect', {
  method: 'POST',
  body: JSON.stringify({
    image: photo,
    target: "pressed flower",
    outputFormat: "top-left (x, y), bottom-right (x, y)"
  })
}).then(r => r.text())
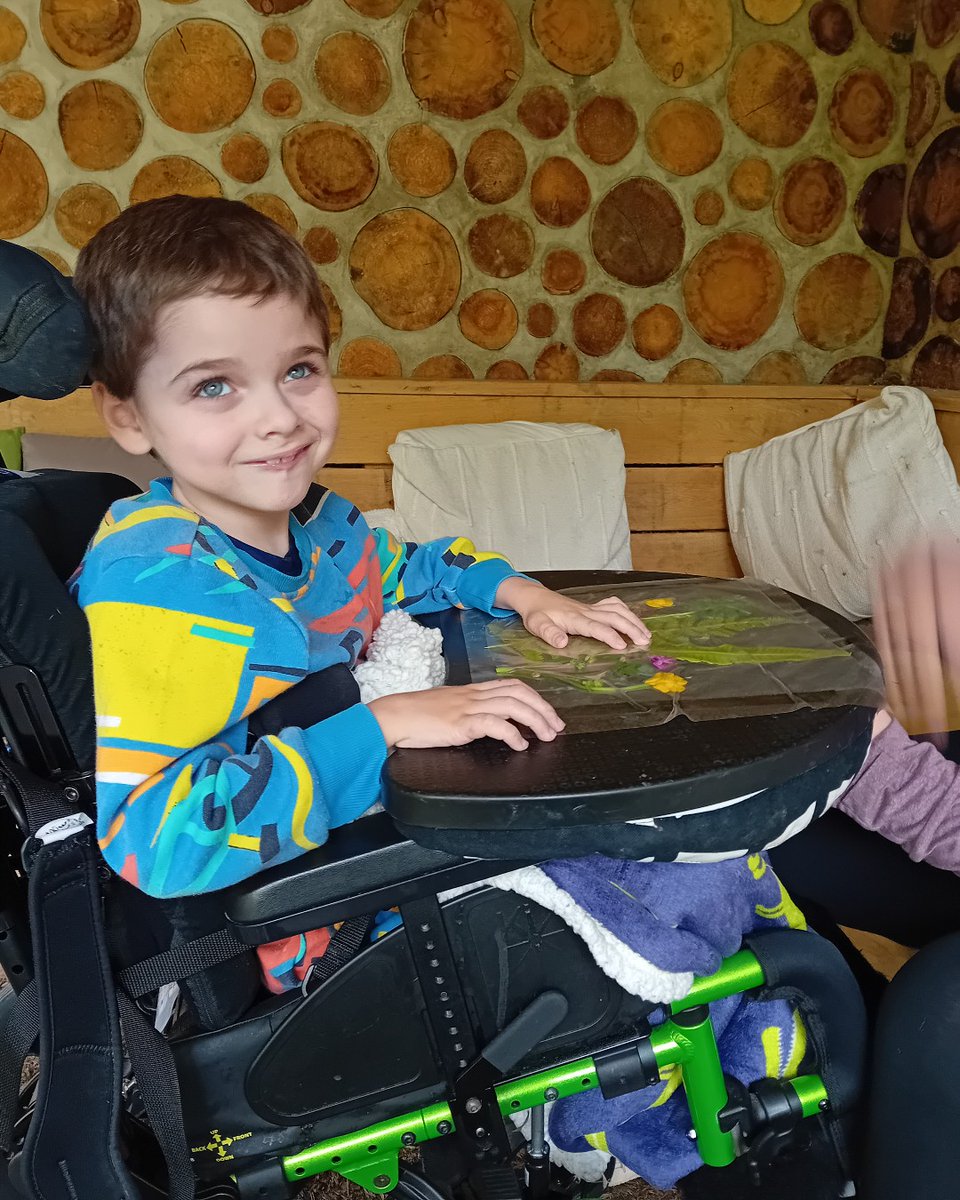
top-left (649, 655), bottom-right (677, 670)
top-left (645, 598), bottom-right (675, 608)
top-left (644, 671), bottom-right (688, 694)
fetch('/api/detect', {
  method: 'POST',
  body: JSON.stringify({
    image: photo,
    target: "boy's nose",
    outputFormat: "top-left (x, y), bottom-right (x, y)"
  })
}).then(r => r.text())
top-left (253, 387), bottom-right (301, 436)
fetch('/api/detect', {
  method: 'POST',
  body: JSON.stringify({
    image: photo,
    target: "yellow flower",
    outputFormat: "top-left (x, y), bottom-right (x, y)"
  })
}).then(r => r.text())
top-left (644, 671), bottom-right (688, 694)
top-left (645, 598), bottom-right (674, 608)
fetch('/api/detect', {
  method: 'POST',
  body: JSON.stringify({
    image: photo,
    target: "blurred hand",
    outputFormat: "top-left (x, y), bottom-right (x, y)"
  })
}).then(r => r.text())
top-left (872, 539), bottom-right (960, 736)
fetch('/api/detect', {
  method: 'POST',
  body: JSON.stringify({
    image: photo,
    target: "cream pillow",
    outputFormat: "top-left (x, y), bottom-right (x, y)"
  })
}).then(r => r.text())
top-left (724, 386), bottom-right (960, 620)
top-left (388, 421), bottom-right (631, 571)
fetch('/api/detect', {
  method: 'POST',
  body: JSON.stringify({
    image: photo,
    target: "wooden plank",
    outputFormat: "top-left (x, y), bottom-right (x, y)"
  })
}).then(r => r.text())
top-left (317, 466), bottom-right (392, 511)
top-left (630, 531), bottom-right (740, 578)
top-left (936, 410), bottom-right (960, 479)
top-left (624, 466), bottom-right (726, 531)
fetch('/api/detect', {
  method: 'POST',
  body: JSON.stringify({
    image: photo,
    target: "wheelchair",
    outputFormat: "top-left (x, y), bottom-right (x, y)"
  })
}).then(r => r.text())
top-left (0, 467), bottom-right (870, 1200)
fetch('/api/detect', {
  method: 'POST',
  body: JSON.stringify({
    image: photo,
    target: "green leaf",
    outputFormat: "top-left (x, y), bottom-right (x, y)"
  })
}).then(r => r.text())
top-left (647, 643), bottom-right (850, 666)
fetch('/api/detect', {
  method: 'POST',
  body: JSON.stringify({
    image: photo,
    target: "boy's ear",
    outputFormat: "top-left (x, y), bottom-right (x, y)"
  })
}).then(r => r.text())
top-left (93, 381), bottom-right (153, 456)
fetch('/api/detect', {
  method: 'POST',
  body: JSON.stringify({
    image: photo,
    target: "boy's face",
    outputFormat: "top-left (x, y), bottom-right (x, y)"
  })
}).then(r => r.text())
top-left (98, 291), bottom-right (337, 547)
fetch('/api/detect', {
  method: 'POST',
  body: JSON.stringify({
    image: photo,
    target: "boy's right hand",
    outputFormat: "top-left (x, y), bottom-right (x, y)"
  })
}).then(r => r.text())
top-left (368, 680), bottom-right (564, 752)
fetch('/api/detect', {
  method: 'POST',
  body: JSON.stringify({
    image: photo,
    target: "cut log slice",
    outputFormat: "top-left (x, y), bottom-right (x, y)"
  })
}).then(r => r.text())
top-left (774, 156), bottom-right (846, 246)
top-left (531, 0), bottom-right (621, 76)
top-left (908, 125), bottom-right (960, 258)
top-left (388, 124), bottom-right (456, 198)
top-left (530, 157), bottom-right (590, 227)
top-left (468, 213), bottom-right (535, 277)
top-left (795, 253), bottom-right (883, 349)
top-left (282, 122), bottom-right (378, 212)
top-left (684, 232), bottom-right (784, 350)
top-left (31, 247), bottom-right (71, 273)
top-left (646, 99), bottom-right (722, 175)
top-left (320, 282), bottom-right (342, 343)
top-left (55, 182), bottom-right (119, 249)
top-left (344, 0), bottom-right (404, 14)
top-left (0, 71), bottom-right (45, 120)
top-left (315, 31), bottom-right (390, 116)
top-left (244, 192), bottom-right (298, 235)
top-left (592, 178), bottom-right (684, 287)
top-left (403, 0), bottom-right (523, 120)
top-left (146, 19), bottom-right (255, 133)
top-left (808, 0), bottom-right (855, 53)
top-left (729, 157), bottom-right (774, 209)
top-left (262, 24), bottom-right (297, 61)
top-left (244, 0), bottom-right (311, 13)
top-left (858, 0), bottom-right (917, 51)
top-left (534, 342), bottom-right (580, 381)
top-left (593, 369), bottom-right (644, 380)
top-left (338, 337), bottom-right (401, 378)
top-left (632, 304), bottom-right (682, 360)
top-left (935, 265), bottom-right (960, 322)
top-left (665, 358), bottom-right (722, 383)
top-left (921, 0), bottom-right (960, 48)
top-left (911, 335), bottom-right (960, 388)
top-left (303, 225), bottom-right (339, 264)
top-left (351, 209), bottom-right (461, 330)
top-left (694, 189), bottom-right (724, 224)
top-left (631, 0), bottom-right (733, 87)
top-left (573, 293), bottom-right (626, 356)
top-left (221, 132), bottom-right (269, 183)
top-left (0, 7), bottom-right (25, 65)
top-left (542, 248), bottom-right (585, 294)
top-left (906, 61), bottom-right (940, 149)
top-left (263, 79), bottom-right (301, 118)
top-left (59, 80), bottom-right (142, 170)
top-left (130, 156), bottom-right (222, 205)
top-left (465, 130), bottom-right (526, 203)
top-left (744, 351), bottom-right (807, 383)
top-left (882, 256), bottom-right (931, 359)
top-left (0, 130), bottom-right (47, 238)
top-left (575, 96), bottom-right (637, 166)
top-left (854, 163), bottom-right (905, 256)
top-left (946, 53), bottom-right (960, 112)
top-left (728, 41), bottom-right (817, 146)
top-left (822, 356), bottom-right (888, 384)
top-left (413, 355), bottom-right (474, 379)
top-left (829, 67), bottom-right (896, 157)
top-left (745, 0), bottom-right (803, 22)
top-left (458, 289), bottom-right (518, 349)
top-left (40, 0), bottom-right (139, 70)
top-left (518, 85), bottom-right (569, 138)
top-left (527, 302), bottom-right (557, 338)
top-left (486, 360), bottom-right (528, 379)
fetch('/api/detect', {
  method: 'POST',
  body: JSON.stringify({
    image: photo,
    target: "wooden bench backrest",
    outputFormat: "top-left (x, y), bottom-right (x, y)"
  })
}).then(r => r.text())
top-left (5, 381), bottom-right (960, 577)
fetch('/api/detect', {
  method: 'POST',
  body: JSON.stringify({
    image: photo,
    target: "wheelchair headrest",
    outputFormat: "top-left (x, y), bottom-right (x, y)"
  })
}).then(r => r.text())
top-left (0, 241), bottom-right (93, 404)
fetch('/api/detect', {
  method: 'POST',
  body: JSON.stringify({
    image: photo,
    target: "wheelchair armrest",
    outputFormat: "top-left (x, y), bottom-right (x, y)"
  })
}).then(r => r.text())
top-left (225, 811), bottom-right (529, 944)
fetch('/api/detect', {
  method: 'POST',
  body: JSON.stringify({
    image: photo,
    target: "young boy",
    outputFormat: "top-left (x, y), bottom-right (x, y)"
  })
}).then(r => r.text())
top-left (71, 196), bottom-right (649, 988)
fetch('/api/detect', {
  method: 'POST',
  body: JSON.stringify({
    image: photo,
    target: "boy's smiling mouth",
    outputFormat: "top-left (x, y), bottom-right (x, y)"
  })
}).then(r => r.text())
top-left (247, 444), bottom-right (312, 470)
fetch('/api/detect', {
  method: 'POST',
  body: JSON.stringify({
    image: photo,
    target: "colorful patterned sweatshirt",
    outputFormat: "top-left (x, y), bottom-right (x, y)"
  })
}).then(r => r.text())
top-left (73, 477), bottom-right (518, 900)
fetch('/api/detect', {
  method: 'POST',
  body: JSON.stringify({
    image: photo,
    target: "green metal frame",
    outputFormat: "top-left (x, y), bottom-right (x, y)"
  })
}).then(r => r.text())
top-left (281, 949), bottom-right (827, 1194)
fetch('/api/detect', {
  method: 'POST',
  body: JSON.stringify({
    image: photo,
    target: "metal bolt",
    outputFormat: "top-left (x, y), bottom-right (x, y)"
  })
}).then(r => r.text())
top-left (439, 991), bottom-right (449, 1001)
top-left (444, 1010), bottom-right (454, 1019)
top-left (420, 923), bottom-right (430, 933)
top-left (474, 1128), bottom-right (487, 1140)
top-left (402, 1133), bottom-right (417, 1147)
top-left (63, 786), bottom-right (80, 803)
top-left (429, 958), bottom-right (440, 968)
top-left (819, 1099), bottom-right (830, 1112)
top-left (374, 1175), bottom-right (391, 1189)
top-left (465, 1097), bottom-right (482, 1114)
top-left (544, 1087), bottom-right (558, 1101)
top-left (437, 1121), bottom-right (452, 1135)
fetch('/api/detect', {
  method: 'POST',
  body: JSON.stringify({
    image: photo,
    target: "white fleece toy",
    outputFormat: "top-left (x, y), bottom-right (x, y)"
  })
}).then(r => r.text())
top-left (352, 609), bottom-right (446, 703)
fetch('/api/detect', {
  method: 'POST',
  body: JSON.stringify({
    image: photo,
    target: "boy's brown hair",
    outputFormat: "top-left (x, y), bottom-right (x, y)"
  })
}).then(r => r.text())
top-left (74, 195), bottom-right (330, 398)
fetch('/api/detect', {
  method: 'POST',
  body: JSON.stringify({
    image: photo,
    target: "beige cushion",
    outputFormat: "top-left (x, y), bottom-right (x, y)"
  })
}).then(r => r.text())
top-left (388, 421), bottom-right (631, 572)
top-left (21, 433), bottom-right (158, 492)
top-left (724, 386), bottom-right (960, 620)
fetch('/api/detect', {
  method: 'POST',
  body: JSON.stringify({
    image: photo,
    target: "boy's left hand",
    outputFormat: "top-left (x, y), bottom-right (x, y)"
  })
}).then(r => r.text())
top-left (495, 577), bottom-right (651, 651)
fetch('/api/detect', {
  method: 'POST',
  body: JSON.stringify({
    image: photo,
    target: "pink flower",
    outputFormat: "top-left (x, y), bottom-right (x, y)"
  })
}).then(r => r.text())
top-left (650, 655), bottom-right (677, 670)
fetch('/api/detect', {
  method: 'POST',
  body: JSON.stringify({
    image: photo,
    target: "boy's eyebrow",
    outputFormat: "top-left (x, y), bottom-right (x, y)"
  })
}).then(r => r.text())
top-left (169, 346), bottom-right (327, 386)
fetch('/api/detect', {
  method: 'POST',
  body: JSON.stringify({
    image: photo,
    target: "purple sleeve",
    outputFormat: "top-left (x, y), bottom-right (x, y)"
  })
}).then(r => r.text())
top-left (837, 719), bottom-right (960, 874)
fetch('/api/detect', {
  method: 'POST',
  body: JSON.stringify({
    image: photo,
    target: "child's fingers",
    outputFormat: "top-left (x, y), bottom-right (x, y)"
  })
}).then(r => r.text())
top-left (478, 694), bottom-right (561, 742)
top-left (562, 614), bottom-right (627, 650)
top-left (477, 679), bottom-right (565, 730)
top-left (470, 714), bottom-right (529, 751)
top-left (526, 614), bottom-right (570, 649)
top-left (589, 602), bottom-right (651, 646)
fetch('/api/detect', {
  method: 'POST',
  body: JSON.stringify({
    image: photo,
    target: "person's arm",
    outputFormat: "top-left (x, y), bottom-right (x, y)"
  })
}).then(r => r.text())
top-left (78, 556), bottom-right (387, 899)
top-left (838, 714), bottom-right (960, 874)
top-left (374, 527), bottom-right (519, 616)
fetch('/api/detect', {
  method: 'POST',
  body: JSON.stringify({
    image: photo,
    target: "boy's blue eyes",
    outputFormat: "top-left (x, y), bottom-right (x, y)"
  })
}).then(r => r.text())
top-left (192, 362), bottom-right (316, 398)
